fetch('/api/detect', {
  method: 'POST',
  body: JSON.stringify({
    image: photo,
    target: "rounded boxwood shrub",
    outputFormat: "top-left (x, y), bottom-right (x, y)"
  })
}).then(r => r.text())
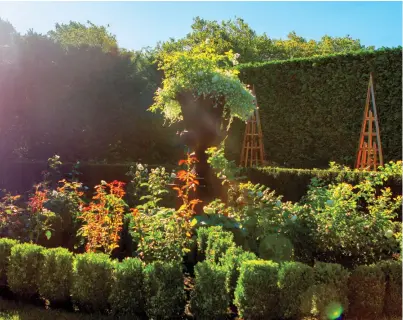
top-left (205, 228), bottom-right (236, 264)
top-left (71, 252), bottom-right (114, 312)
top-left (190, 261), bottom-right (229, 319)
top-left (348, 264), bottom-right (386, 319)
top-left (234, 260), bottom-right (279, 320)
top-left (218, 246), bottom-right (257, 300)
top-left (7, 243), bottom-right (44, 297)
top-left (278, 261), bottom-right (315, 319)
top-left (0, 238), bottom-right (19, 286)
top-left (109, 257), bottom-right (144, 315)
top-left (144, 261), bottom-right (185, 319)
top-left (38, 247), bottom-right (73, 302)
top-left (378, 259), bottom-right (402, 317)
top-left (313, 262), bottom-right (350, 319)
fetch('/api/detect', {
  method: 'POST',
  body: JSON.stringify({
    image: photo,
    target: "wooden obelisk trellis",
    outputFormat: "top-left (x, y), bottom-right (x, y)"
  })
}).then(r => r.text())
top-left (240, 86), bottom-right (265, 167)
top-left (355, 73), bottom-right (383, 170)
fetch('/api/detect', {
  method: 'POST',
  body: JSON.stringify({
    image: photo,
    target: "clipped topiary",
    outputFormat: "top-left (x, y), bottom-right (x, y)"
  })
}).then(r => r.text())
top-left (0, 238), bottom-right (19, 286)
top-left (218, 246), bottom-right (257, 300)
top-left (144, 261), bottom-right (185, 319)
top-left (234, 260), bottom-right (279, 320)
top-left (71, 252), bottom-right (114, 312)
top-left (205, 227), bottom-right (236, 264)
top-left (38, 247), bottom-right (73, 302)
top-left (109, 257), bottom-right (144, 316)
top-left (348, 264), bottom-right (386, 319)
top-left (313, 262), bottom-right (350, 320)
top-left (7, 243), bottom-right (44, 297)
top-left (378, 259), bottom-right (402, 318)
top-left (278, 261), bottom-right (314, 319)
top-left (190, 261), bottom-right (229, 319)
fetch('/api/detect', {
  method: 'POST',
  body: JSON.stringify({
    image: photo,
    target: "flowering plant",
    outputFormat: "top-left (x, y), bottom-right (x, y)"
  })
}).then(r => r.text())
top-left (149, 40), bottom-right (255, 123)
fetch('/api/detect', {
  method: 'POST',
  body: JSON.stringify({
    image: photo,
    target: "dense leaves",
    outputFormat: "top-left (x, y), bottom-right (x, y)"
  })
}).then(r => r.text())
top-left (232, 48), bottom-right (402, 168)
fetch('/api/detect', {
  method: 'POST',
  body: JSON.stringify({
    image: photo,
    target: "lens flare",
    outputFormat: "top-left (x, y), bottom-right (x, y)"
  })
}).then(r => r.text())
top-left (325, 301), bottom-right (343, 320)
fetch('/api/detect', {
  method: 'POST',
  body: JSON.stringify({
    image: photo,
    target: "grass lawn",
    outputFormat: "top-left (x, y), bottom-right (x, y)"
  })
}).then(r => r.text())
top-left (0, 297), bottom-right (400, 320)
top-left (0, 298), bottom-right (113, 320)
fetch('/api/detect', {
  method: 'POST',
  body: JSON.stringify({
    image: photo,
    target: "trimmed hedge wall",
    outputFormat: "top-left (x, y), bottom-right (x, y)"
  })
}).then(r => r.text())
top-left (230, 48), bottom-right (402, 168)
top-left (0, 238), bottom-right (400, 319)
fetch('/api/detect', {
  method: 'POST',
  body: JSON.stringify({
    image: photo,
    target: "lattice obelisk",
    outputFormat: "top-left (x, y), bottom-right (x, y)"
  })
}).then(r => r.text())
top-left (355, 73), bottom-right (383, 170)
top-left (240, 86), bottom-right (265, 167)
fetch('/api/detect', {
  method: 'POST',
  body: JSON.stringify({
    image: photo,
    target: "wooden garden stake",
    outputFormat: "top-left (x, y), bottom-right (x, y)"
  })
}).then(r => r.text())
top-left (355, 73), bottom-right (383, 170)
top-left (240, 85), bottom-right (265, 167)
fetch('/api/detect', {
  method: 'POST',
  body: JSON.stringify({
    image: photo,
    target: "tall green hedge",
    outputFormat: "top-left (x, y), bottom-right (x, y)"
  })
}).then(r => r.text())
top-left (230, 48), bottom-right (402, 168)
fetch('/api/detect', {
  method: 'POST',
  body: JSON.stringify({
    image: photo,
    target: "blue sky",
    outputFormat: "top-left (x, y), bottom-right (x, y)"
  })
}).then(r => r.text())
top-left (0, 1), bottom-right (401, 51)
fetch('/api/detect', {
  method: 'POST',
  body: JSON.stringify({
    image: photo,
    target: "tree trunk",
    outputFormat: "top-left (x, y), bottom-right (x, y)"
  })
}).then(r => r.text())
top-left (176, 92), bottom-right (228, 208)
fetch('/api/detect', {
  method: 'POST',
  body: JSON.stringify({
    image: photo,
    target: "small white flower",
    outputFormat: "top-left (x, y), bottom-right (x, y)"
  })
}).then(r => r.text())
top-left (385, 230), bottom-right (394, 238)
top-left (101, 180), bottom-right (107, 185)
top-left (234, 53), bottom-right (240, 59)
top-left (51, 190), bottom-right (58, 197)
top-left (205, 38), bottom-right (210, 44)
top-left (137, 164), bottom-right (144, 171)
top-left (171, 172), bottom-right (176, 179)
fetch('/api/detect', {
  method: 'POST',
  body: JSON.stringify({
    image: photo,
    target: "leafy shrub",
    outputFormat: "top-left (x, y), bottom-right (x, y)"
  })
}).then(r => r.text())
top-left (190, 261), bottom-right (229, 319)
top-left (78, 180), bottom-right (127, 254)
top-left (378, 260), bottom-right (402, 317)
top-left (205, 227), bottom-right (236, 264)
top-left (71, 252), bottom-right (114, 312)
top-left (234, 260), bottom-right (279, 320)
top-left (218, 246), bottom-right (256, 299)
top-left (109, 257), bottom-right (144, 315)
top-left (348, 264), bottom-right (386, 319)
top-left (196, 226), bottom-right (210, 261)
top-left (298, 167), bottom-right (402, 266)
top-left (7, 243), bottom-right (44, 297)
top-left (38, 247), bottom-right (73, 302)
top-left (196, 226), bottom-right (224, 261)
top-left (313, 262), bottom-right (350, 319)
top-left (143, 261), bottom-right (185, 319)
top-left (131, 154), bottom-right (200, 263)
top-left (0, 238), bottom-right (19, 286)
top-left (278, 261), bottom-right (314, 319)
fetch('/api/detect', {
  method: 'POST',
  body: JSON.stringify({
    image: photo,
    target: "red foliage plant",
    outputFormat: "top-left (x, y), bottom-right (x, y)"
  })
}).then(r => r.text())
top-left (78, 180), bottom-right (127, 254)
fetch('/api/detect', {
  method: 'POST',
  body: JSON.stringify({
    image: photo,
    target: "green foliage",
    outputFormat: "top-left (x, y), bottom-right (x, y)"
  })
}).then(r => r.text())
top-left (143, 261), bottom-right (185, 319)
top-left (218, 246), bottom-right (257, 299)
top-left (190, 261), bottom-right (229, 319)
top-left (312, 262), bottom-right (350, 319)
top-left (109, 257), bottom-right (144, 315)
top-left (150, 40), bottom-right (255, 123)
top-left (7, 243), bottom-right (44, 297)
top-left (131, 207), bottom-right (193, 262)
top-left (71, 253), bottom-right (114, 312)
top-left (244, 162), bottom-right (402, 202)
top-left (296, 165), bottom-right (402, 266)
top-left (205, 227), bottom-right (236, 264)
top-left (158, 17), bottom-right (371, 63)
top-left (48, 21), bottom-right (118, 52)
top-left (234, 48), bottom-right (402, 168)
top-left (38, 247), bottom-right (73, 302)
top-left (278, 261), bottom-right (314, 319)
top-left (348, 264), bottom-right (386, 319)
top-left (234, 260), bottom-right (279, 320)
top-left (0, 238), bottom-right (19, 286)
top-left (378, 260), bottom-right (402, 318)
